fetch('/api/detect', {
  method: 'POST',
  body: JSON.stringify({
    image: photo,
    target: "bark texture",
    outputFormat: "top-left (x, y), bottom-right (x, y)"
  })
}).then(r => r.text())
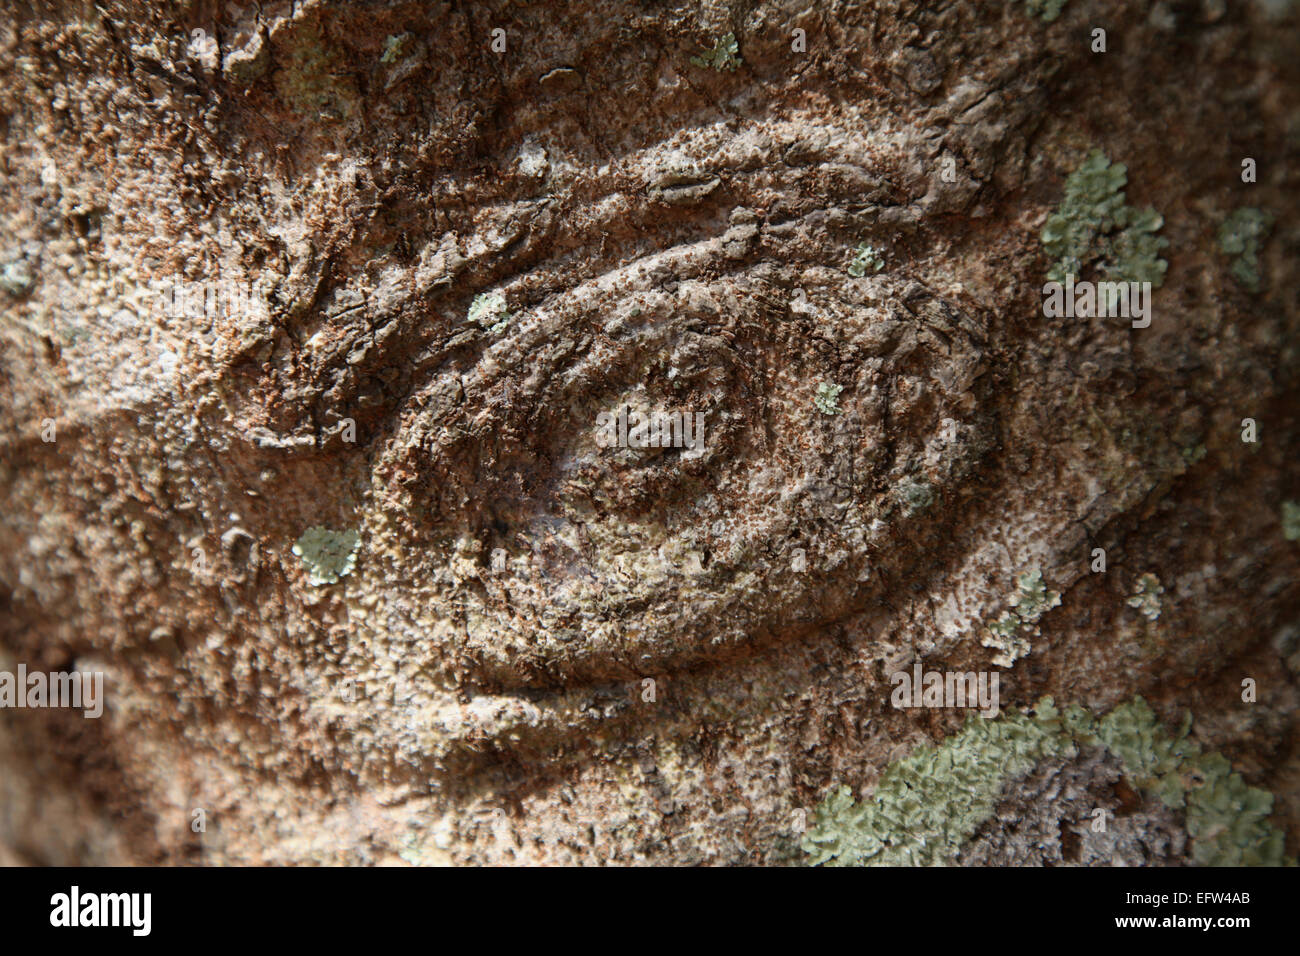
top-left (0, 0), bottom-right (1297, 865)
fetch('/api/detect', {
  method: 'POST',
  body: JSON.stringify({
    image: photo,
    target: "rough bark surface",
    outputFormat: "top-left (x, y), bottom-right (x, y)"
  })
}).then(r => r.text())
top-left (0, 0), bottom-right (1297, 865)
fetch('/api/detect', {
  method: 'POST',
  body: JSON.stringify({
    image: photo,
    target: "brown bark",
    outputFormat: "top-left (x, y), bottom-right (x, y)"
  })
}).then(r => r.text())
top-left (0, 0), bottom-right (1297, 865)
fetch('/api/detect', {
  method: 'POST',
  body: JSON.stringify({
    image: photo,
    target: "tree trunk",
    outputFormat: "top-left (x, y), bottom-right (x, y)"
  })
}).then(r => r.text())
top-left (1, 0), bottom-right (1297, 865)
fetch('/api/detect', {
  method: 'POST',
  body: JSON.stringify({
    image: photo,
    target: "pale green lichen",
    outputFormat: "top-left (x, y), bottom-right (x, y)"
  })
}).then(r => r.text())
top-left (1095, 698), bottom-right (1289, 866)
top-left (690, 32), bottom-right (742, 72)
top-left (468, 291), bottom-right (510, 333)
top-left (1126, 572), bottom-right (1164, 621)
top-left (1217, 207), bottom-right (1273, 293)
top-left (980, 569), bottom-right (1059, 666)
top-left (847, 242), bottom-right (885, 277)
top-left (397, 833), bottom-right (424, 865)
top-left (1025, 0), bottom-right (1069, 21)
top-left (982, 612), bottom-right (1029, 667)
top-left (814, 382), bottom-right (843, 416)
top-left (273, 23), bottom-right (359, 122)
top-left (1041, 150), bottom-right (1168, 288)
top-left (1009, 568), bottom-right (1061, 623)
top-left (292, 527), bottom-right (360, 586)
top-left (1283, 501), bottom-right (1300, 541)
top-left (897, 477), bottom-right (935, 516)
top-left (380, 33), bottom-right (411, 64)
top-left (985, 611), bottom-right (1021, 640)
top-left (0, 257), bottom-right (35, 296)
top-left (803, 699), bottom-right (1079, 866)
top-left (805, 696), bottom-right (1291, 867)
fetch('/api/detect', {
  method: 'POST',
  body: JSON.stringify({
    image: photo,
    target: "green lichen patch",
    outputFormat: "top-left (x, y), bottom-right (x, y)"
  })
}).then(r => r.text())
top-left (1009, 568), bottom-right (1061, 623)
top-left (814, 381), bottom-right (843, 415)
top-left (1096, 698), bottom-right (1289, 866)
top-left (690, 32), bottom-right (742, 72)
top-left (468, 291), bottom-right (510, 333)
top-left (980, 568), bottom-right (1059, 666)
top-left (805, 696), bottom-right (1292, 867)
top-left (380, 33), bottom-right (411, 64)
top-left (982, 612), bottom-right (1029, 666)
top-left (896, 477), bottom-right (935, 516)
top-left (1025, 0), bottom-right (1069, 21)
top-left (1126, 572), bottom-right (1164, 621)
top-left (1283, 501), bottom-right (1300, 541)
top-left (292, 526), bottom-right (360, 586)
top-left (272, 23), bottom-right (360, 122)
top-left (1217, 207), bottom-right (1273, 293)
top-left (803, 699), bottom-right (1079, 866)
top-left (1041, 150), bottom-right (1168, 287)
top-left (985, 611), bottom-right (1022, 641)
top-left (847, 242), bottom-right (885, 277)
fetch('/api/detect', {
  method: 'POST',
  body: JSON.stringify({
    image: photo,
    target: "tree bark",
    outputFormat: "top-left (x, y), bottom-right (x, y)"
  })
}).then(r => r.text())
top-left (1, 0), bottom-right (1297, 865)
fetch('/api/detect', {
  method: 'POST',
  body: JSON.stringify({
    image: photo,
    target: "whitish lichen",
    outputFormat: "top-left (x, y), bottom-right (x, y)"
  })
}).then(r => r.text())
top-left (1041, 150), bottom-right (1168, 288)
top-left (814, 382), bottom-right (843, 415)
top-left (847, 242), bottom-right (885, 277)
top-left (468, 291), bottom-right (510, 333)
top-left (690, 32), bottom-right (742, 72)
top-left (805, 696), bottom-right (1292, 867)
top-left (292, 527), bottom-right (360, 586)
top-left (982, 612), bottom-right (1030, 666)
top-left (1126, 572), bottom-right (1164, 621)
top-left (1283, 501), bottom-right (1300, 541)
top-left (980, 569), bottom-right (1060, 666)
top-left (0, 257), bottom-right (35, 296)
top-left (1217, 207), bottom-right (1273, 293)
